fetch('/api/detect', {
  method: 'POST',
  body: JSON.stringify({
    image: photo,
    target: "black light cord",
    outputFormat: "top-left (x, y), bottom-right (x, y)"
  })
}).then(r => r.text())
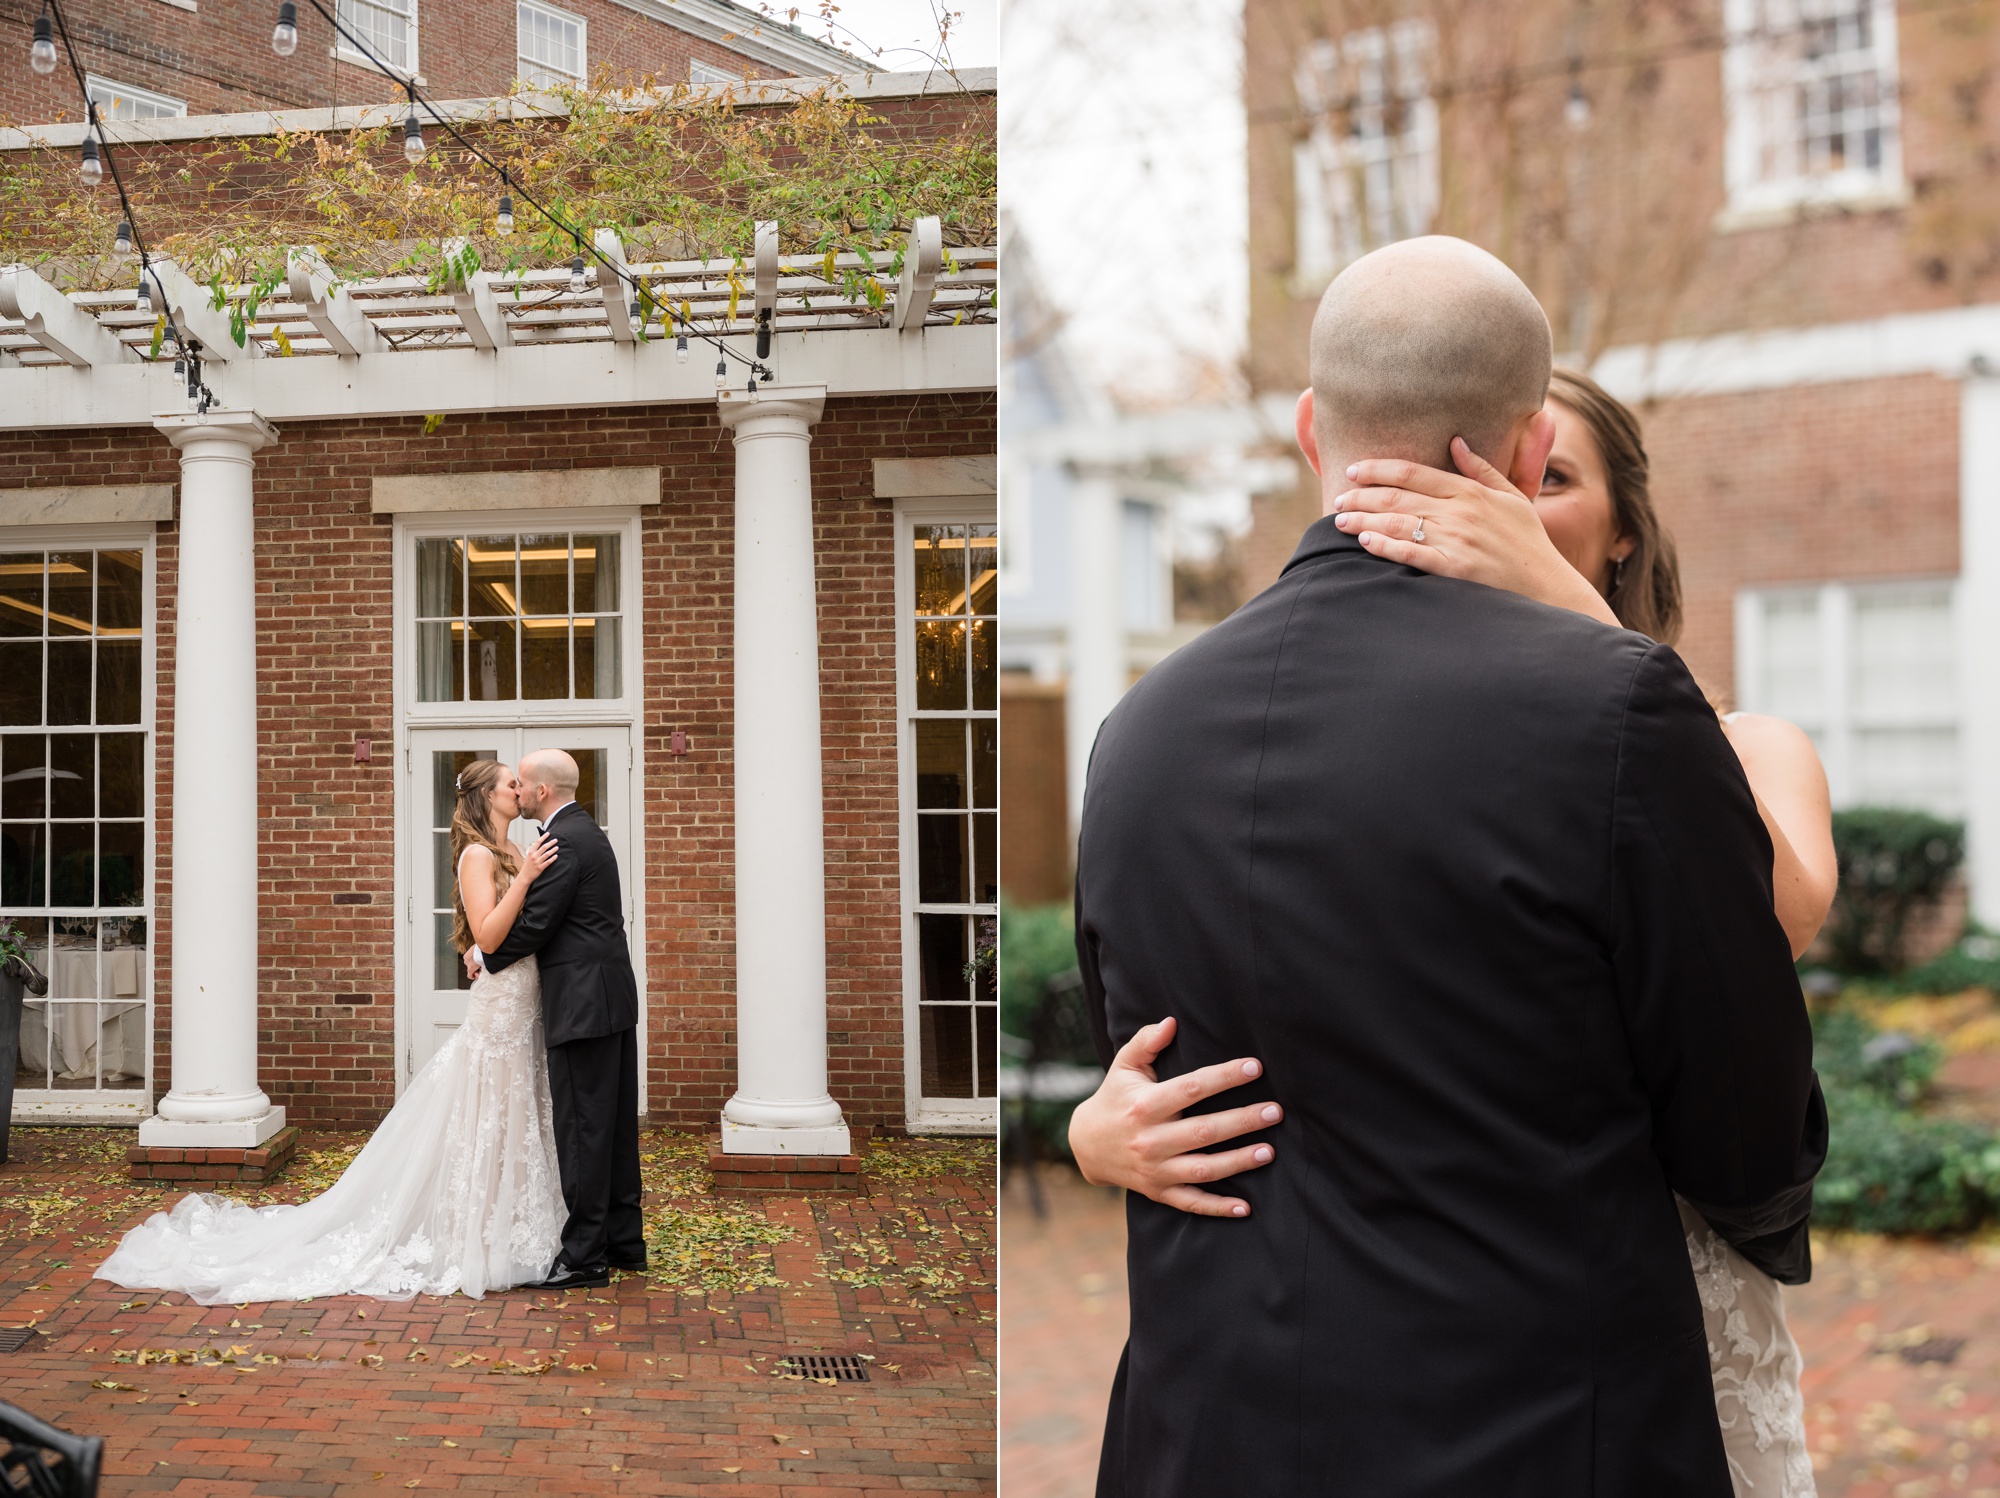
top-left (296, 0), bottom-right (771, 377)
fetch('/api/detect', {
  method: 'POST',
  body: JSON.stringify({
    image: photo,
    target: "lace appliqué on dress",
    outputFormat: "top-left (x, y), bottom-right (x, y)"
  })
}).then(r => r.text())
top-left (1679, 1199), bottom-right (1817, 1497)
top-left (95, 952), bottom-right (564, 1304)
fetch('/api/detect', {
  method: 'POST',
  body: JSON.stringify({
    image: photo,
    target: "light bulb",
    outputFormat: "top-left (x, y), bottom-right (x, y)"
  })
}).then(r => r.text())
top-left (30, 15), bottom-right (56, 74)
top-left (403, 110), bottom-right (425, 164)
top-left (714, 355), bottom-right (727, 389)
top-left (1565, 83), bottom-right (1590, 131)
top-left (113, 219), bottom-right (133, 258)
top-left (569, 255), bottom-right (587, 295)
top-left (79, 136), bottom-right (102, 187)
top-left (271, 1), bottom-right (298, 55)
top-left (675, 331), bottom-right (688, 363)
top-left (495, 194), bottom-right (514, 234)
top-left (628, 295), bottom-right (643, 334)
top-left (136, 276), bottom-right (152, 315)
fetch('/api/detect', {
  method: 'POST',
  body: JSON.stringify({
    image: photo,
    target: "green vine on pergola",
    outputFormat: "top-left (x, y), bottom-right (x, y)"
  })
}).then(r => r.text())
top-left (0, 77), bottom-right (997, 315)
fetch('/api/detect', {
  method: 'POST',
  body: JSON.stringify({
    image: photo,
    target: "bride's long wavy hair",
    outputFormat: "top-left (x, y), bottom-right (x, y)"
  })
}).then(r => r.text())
top-left (449, 759), bottom-right (520, 954)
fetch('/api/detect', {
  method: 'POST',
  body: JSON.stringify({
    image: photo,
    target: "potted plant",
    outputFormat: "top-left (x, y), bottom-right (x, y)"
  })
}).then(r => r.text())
top-left (0, 921), bottom-right (48, 1167)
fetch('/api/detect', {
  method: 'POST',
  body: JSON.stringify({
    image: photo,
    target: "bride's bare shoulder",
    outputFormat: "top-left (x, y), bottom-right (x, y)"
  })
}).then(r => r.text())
top-left (459, 843), bottom-right (495, 870)
top-left (1723, 712), bottom-right (1827, 785)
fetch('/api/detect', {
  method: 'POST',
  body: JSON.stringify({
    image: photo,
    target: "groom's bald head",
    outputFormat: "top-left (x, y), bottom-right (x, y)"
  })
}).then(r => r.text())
top-left (1308, 236), bottom-right (1553, 476)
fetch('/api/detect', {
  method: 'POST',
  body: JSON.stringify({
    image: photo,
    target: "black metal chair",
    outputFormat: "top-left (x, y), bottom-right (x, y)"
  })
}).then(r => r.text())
top-left (0, 1401), bottom-right (102, 1497)
top-left (1003, 967), bottom-right (1106, 1217)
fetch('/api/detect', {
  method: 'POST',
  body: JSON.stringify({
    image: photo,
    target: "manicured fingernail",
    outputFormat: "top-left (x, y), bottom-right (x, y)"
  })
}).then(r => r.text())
top-left (1231, 1203), bottom-right (1248, 1216)
top-left (1359, 531), bottom-right (1378, 545)
top-left (1345, 464), bottom-right (1358, 479)
top-left (1261, 1105), bottom-right (1281, 1123)
top-left (1252, 1146), bottom-right (1273, 1163)
top-left (1241, 1060), bottom-right (1261, 1078)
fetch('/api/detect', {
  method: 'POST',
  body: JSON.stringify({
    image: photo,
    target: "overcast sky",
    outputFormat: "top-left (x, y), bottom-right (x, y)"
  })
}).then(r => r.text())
top-left (770, 0), bottom-right (998, 71)
top-left (1000, 0), bottom-right (1246, 404)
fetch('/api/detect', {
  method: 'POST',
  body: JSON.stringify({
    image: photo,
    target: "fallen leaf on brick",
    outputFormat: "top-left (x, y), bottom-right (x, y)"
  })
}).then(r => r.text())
top-left (360, 1354), bottom-right (383, 1368)
top-left (721, 1468), bottom-right (741, 1474)
top-left (88, 1380), bottom-right (137, 1392)
top-left (449, 1355), bottom-right (474, 1368)
top-left (441, 1440), bottom-right (458, 1448)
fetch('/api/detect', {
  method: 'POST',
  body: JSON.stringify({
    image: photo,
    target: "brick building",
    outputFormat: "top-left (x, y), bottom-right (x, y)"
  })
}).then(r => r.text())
top-left (1244, 0), bottom-right (2000, 927)
top-left (0, 0), bottom-right (852, 124)
top-left (0, 68), bottom-right (999, 1162)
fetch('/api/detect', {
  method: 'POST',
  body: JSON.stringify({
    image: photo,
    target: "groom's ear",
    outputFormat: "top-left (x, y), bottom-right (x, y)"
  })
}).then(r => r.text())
top-left (1508, 406), bottom-right (1558, 499)
top-left (1295, 389), bottom-right (1322, 478)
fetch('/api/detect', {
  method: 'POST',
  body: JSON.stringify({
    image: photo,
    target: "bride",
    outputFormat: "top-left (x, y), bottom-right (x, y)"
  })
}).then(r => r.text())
top-left (98, 760), bottom-right (567, 1303)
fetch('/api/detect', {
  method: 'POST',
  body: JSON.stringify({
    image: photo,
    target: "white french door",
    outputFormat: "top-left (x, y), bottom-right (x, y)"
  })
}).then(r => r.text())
top-left (403, 724), bottom-right (633, 1081)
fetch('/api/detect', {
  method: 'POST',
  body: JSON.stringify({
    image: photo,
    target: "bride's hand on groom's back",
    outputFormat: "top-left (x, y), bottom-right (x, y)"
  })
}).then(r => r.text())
top-left (1067, 1016), bottom-right (1281, 1218)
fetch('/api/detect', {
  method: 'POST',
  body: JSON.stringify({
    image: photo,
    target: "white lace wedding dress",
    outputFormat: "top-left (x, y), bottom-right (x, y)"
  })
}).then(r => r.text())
top-left (1679, 1199), bottom-right (1817, 1497)
top-left (97, 944), bottom-right (565, 1305)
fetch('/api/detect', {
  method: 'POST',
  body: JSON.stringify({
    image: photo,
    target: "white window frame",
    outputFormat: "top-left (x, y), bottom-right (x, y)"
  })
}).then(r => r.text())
top-left (1736, 576), bottom-right (1960, 814)
top-left (894, 495), bottom-right (999, 1135)
top-left (84, 74), bottom-right (187, 121)
top-left (389, 507), bottom-right (646, 1108)
top-left (2, 522), bottom-right (157, 1126)
top-left (1722, 0), bottom-right (1904, 219)
top-left (1291, 18), bottom-right (1439, 291)
top-left (689, 59), bottom-right (736, 86)
top-left (334, 0), bottom-right (418, 80)
top-left (517, 0), bottom-right (587, 88)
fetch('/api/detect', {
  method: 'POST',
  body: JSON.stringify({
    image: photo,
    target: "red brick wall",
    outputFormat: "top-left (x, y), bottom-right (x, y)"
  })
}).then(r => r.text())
top-left (1643, 373), bottom-right (1961, 700)
top-left (998, 676), bottom-right (1067, 906)
top-left (0, 390), bottom-right (995, 1132)
top-left (0, 0), bottom-right (799, 123)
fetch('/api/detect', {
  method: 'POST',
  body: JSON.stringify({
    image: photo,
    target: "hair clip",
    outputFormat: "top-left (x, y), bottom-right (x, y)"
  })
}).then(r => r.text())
top-left (454, 772), bottom-right (464, 790)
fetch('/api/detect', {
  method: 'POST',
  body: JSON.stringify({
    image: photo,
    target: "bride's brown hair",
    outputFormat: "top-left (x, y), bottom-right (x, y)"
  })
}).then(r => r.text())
top-left (448, 759), bottom-right (520, 954)
top-left (1548, 367), bottom-right (1683, 646)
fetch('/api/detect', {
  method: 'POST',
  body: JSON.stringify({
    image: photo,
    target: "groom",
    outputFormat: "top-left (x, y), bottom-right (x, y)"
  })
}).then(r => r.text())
top-left (481, 748), bottom-right (645, 1290)
top-left (1073, 238), bottom-right (1826, 1493)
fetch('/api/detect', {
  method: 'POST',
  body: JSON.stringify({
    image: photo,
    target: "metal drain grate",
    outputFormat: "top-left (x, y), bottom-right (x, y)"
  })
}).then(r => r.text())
top-left (0, 1328), bottom-right (39, 1354)
top-left (778, 1353), bottom-right (871, 1383)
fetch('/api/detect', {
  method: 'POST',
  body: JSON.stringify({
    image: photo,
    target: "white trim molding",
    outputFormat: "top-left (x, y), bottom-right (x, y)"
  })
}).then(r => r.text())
top-left (1963, 373), bottom-right (2000, 928)
top-left (372, 466), bottom-right (660, 514)
top-left (873, 455), bottom-right (994, 498)
top-left (599, 0), bottom-right (860, 76)
top-left (0, 484), bottom-right (173, 526)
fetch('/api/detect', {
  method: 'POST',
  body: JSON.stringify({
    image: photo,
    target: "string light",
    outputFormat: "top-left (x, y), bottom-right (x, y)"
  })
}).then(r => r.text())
top-left (29, 13), bottom-right (56, 73)
top-left (402, 106), bottom-right (425, 164)
top-left (271, 0), bottom-right (298, 56)
top-left (628, 294), bottom-right (643, 335)
top-left (675, 331), bottom-right (688, 362)
top-left (113, 218), bottom-right (133, 258)
top-left (569, 255), bottom-right (588, 295)
top-left (78, 133), bottom-right (101, 186)
top-left (495, 193), bottom-right (514, 234)
top-left (1565, 80), bottom-right (1591, 130)
top-left (135, 272), bottom-right (151, 315)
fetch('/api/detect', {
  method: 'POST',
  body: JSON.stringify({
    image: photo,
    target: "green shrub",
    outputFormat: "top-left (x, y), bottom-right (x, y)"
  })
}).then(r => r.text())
top-left (1810, 1005), bottom-right (2000, 1234)
top-left (1823, 808), bottom-right (1965, 975)
top-left (999, 900), bottom-right (1077, 1042)
top-left (1875, 929), bottom-right (2000, 997)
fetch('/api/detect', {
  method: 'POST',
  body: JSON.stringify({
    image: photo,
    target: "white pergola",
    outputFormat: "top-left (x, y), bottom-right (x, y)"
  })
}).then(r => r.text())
top-left (0, 217), bottom-right (996, 1158)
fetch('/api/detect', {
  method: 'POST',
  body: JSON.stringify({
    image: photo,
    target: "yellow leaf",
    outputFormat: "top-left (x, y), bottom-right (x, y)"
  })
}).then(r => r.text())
top-left (441, 1440), bottom-right (458, 1447)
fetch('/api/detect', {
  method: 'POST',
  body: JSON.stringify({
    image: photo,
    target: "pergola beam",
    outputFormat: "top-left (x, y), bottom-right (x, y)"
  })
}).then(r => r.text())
top-left (893, 217), bottom-right (942, 334)
top-left (286, 247), bottom-right (383, 358)
top-left (440, 239), bottom-right (513, 351)
top-left (150, 261), bottom-right (264, 361)
top-left (0, 322), bottom-right (996, 430)
top-left (594, 228), bottom-right (637, 346)
top-left (0, 264), bottom-right (138, 368)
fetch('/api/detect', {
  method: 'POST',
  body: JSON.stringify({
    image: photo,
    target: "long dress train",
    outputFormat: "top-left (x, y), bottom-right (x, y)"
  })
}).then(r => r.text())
top-left (96, 952), bottom-right (564, 1304)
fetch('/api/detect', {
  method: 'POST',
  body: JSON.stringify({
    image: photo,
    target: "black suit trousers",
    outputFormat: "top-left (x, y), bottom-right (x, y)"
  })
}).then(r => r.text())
top-left (545, 1025), bottom-right (644, 1269)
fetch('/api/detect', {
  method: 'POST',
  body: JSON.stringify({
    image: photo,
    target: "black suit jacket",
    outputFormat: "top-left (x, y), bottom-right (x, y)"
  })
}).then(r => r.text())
top-left (1078, 518), bottom-right (1827, 1497)
top-left (484, 801), bottom-right (639, 1048)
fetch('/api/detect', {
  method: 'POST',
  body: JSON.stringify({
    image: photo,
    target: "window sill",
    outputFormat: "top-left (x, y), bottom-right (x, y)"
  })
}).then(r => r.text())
top-left (332, 44), bottom-right (423, 86)
top-left (1715, 181), bottom-right (1911, 234)
top-left (153, 0), bottom-right (198, 12)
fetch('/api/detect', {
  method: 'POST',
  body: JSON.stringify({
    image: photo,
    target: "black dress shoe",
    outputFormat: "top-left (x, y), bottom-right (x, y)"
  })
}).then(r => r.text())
top-left (608, 1255), bottom-right (648, 1273)
top-left (539, 1261), bottom-right (611, 1290)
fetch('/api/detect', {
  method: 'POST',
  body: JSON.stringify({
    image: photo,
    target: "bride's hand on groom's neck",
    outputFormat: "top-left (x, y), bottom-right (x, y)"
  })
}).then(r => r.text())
top-left (1067, 1016), bottom-right (1281, 1218)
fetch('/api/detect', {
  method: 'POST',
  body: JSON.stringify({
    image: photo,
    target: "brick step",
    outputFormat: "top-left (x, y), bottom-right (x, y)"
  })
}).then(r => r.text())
top-left (127, 1125), bottom-right (302, 1185)
top-left (706, 1134), bottom-right (864, 1194)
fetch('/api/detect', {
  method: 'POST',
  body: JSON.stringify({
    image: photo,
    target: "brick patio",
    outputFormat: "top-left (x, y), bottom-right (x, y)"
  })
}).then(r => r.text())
top-left (998, 1162), bottom-right (2000, 1497)
top-left (0, 1126), bottom-right (995, 1495)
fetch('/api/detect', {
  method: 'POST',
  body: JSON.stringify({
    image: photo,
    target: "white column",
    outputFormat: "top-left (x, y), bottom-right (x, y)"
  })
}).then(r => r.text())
top-left (140, 410), bottom-right (286, 1149)
top-left (1961, 373), bottom-right (2000, 928)
top-left (716, 384), bottom-right (850, 1156)
top-left (1065, 466), bottom-right (1127, 836)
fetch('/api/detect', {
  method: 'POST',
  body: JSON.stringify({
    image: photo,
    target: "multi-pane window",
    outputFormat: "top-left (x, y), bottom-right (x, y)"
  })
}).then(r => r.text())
top-left (414, 533), bottom-right (622, 703)
top-left (911, 522), bottom-right (998, 1102)
top-left (1723, 0), bottom-right (1902, 214)
top-left (84, 75), bottom-right (186, 121)
top-left (689, 59), bottom-right (735, 85)
top-left (1737, 579), bottom-right (1958, 814)
top-left (337, 0), bottom-right (415, 72)
top-left (1292, 20), bottom-right (1439, 288)
top-left (0, 547), bottom-right (148, 1096)
top-left (518, 0), bottom-right (585, 87)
